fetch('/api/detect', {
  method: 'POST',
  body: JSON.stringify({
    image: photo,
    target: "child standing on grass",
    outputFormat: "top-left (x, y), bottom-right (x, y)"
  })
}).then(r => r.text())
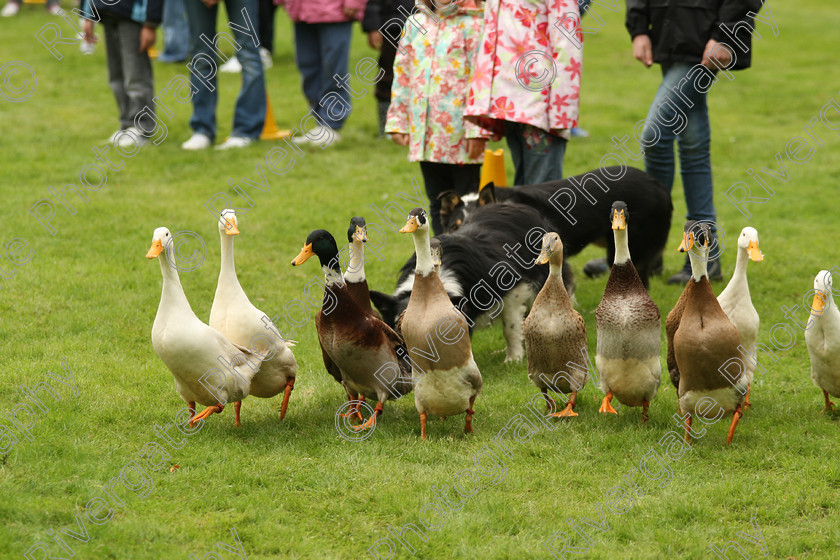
top-left (81, 0), bottom-right (162, 149)
top-left (386, 0), bottom-right (501, 235)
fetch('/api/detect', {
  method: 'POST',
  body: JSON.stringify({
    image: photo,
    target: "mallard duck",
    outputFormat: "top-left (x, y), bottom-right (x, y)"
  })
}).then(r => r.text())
top-left (523, 232), bottom-right (588, 417)
top-left (399, 208), bottom-right (482, 438)
top-left (673, 222), bottom-right (746, 444)
top-left (805, 270), bottom-right (840, 414)
top-left (147, 227), bottom-right (260, 426)
top-left (292, 229), bottom-right (412, 430)
top-left (344, 216), bottom-right (379, 318)
top-left (209, 209), bottom-right (298, 422)
top-left (717, 227), bottom-right (763, 408)
top-left (595, 202), bottom-right (661, 422)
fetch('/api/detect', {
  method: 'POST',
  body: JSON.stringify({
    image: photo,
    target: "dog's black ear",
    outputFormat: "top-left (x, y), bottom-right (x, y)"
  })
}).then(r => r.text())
top-left (478, 183), bottom-right (496, 206)
top-left (369, 290), bottom-right (399, 328)
top-left (438, 191), bottom-right (461, 219)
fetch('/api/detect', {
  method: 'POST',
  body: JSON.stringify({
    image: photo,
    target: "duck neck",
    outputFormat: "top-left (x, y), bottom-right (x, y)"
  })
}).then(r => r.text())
top-left (613, 227), bottom-right (630, 264)
top-left (345, 240), bottom-right (366, 282)
top-left (729, 244), bottom-right (750, 290)
top-left (218, 233), bottom-right (241, 290)
top-left (412, 231), bottom-right (435, 277)
top-left (549, 255), bottom-right (564, 277)
top-left (322, 252), bottom-right (344, 287)
top-left (689, 247), bottom-right (709, 282)
top-left (158, 247), bottom-right (192, 313)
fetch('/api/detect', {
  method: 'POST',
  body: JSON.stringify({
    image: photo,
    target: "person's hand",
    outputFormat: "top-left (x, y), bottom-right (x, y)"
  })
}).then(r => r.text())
top-left (466, 138), bottom-right (487, 160)
top-left (702, 38), bottom-right (732, 69)
top-left (83, 19), bottom-right (97, 44)
top-left (140, 27), bottom-right (156, 52)
top-left (367, 30), bottom-right (383, 50)
top-left (343, 6), bottom-right (358, 19)
top-left (632, 34), bottom-right (653, 67)
top-left (390, 133), bottom-right (409, 147)
top-left (201, 0), bottom-right (220, 7)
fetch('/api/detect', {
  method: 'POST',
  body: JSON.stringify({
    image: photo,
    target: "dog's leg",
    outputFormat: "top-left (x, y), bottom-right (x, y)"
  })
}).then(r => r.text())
top-left (502, 284), bottom-right (533, 362)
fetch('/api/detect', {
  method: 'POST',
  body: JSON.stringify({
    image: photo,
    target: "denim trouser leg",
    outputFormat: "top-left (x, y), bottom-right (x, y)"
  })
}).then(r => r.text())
top-left (505, 121), bottom-right (567, 185)
top-left (294, 21), bottom-right (353, 130)
top-left (641, 63), bottom-right (716, 226)
top-left (160, 0), bottom-right (190, 62)
top-left (185, 0), bottom-right (219, 139)
top-left (226, 0), bottom-right (266, 138)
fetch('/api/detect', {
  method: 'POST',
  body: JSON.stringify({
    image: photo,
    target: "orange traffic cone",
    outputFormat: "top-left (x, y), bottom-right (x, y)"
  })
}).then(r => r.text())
top-left (261, 91), bottom-right (290, 141)
top-left (480, 148), bottom-right (507, 189)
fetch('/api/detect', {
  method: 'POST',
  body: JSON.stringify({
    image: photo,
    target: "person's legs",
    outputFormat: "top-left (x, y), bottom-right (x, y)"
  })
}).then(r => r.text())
top-left (226, 0), bottom-right (266, 139)
top-left (160, 0), bottom-right (190, 62)
top-left (505, 121), bottom-right (526, 185)
top-left (644, 63), bottom-right (720, 282)
top-left (102, 14), bottom-right (130, 130)
top-left (641, 64), bottom-right (680, 193)
top-left (420, 162), bottom-right (453, 236)
top-left (374, 38), bottom-right (397, 136)
top-left (314, 21), bottom-right (354, 130)
top-left (294, 22), bottom-right (324, 110)
top-left (117, 18), bottom-right (155, 134)
top-left (507, 123), bottom-right (566, 185)
top-left (258, 0), bottom-right (277, 53)
top-left (184, 0), bottom-right (219, 139)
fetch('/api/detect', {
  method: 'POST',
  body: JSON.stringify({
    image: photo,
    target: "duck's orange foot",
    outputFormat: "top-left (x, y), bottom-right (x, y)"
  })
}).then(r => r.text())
top-left (598, 392), bottom-right (617, 414)
top-left (552, 400), bottom-right (578, 418)
top-left (352, 401), bottom-right (383, 432)
top-left (279, 378), bottom-right (295, 420)
top-left (189, 403), bottom-right (224, 427)
top-left (641, 401), bottom-right (650, 424)
top-left (821, 390), bottom-right (835, 415)
top-left (464, 407), bottom-right (475, 433)
top-left (340, 399), bottom-right (364, 421)
top-left (726, 404), bottom-right (744, 445)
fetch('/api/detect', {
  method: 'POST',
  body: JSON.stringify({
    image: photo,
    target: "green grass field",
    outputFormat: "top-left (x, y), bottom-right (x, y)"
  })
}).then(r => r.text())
top-left (2, 1), bottom-right (840, 558)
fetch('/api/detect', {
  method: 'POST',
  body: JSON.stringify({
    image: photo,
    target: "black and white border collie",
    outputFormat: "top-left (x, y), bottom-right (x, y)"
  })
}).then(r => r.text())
top-left (438, 166), bottom-right (673, 287)
top-left (370, 203), bottom-right (573, 362)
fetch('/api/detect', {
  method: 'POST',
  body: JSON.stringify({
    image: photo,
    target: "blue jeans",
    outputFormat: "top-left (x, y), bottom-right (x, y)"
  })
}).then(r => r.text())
top-left (293, 21), bottom-right (353, 130)
top-left (505, 122), bottom-right (567, 185)
top-left (641, 63), bottom-right (716, 227)
top-left (185, 0), bottom-right (266, 140)
top-left (159, 0), bottom-right (190, 62)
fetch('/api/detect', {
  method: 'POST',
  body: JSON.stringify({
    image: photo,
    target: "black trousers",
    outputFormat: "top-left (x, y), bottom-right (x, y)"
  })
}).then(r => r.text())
top-left (419, 161), bottom-right (481, 236)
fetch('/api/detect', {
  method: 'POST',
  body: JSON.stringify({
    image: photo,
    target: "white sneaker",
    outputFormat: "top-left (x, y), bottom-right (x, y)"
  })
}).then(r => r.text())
top-left (1, 2), bottom-right (20, 16)
top-left (181, 133), bottom-right (212, 150)
top-left (215, 136), bottom-right (253, 150)
top-left (219, 56), bottom-right (242, 73)
top-left (260, 48), bottom-right (273, 69)
top-left (292, 125), bottom-right (341, 146)
top-left (103, 129), bottom-right (123, 145)
top-left (115, 127), bottom-right (148, 149)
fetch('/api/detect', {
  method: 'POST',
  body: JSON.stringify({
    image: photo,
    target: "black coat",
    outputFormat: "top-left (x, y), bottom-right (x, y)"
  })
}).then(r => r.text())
top-left (625, 0), bottom-right (764, 70)
top-left (362, 0), bottom-right (415, 33)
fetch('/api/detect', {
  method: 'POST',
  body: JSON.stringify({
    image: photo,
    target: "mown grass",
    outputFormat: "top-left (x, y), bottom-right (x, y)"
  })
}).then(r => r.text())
top-left (1, 1), bottom-right (839, 558)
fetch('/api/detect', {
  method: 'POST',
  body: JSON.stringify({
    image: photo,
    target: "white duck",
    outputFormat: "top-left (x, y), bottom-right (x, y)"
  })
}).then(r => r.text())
top-left (717, 227), bottom-right (763, 408)
top-left (805, 270), bottom-right (840, 414)
top-left (209, 210), bottom-right (298, 423)
top-left (147, 227), bottom-right (261, 426)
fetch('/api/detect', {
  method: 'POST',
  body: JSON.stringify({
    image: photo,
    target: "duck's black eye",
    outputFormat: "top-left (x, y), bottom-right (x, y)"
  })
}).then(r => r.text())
top-left (166, 233), bottom-right (170, 237)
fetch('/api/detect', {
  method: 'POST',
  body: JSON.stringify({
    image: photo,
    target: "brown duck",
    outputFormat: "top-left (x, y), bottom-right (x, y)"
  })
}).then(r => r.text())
top-left (672, 222), bottom-right (746, 445)
top-left (399, 208), bottom-right (482, 439)
top-left (523, 232), bottom-right (588, 417)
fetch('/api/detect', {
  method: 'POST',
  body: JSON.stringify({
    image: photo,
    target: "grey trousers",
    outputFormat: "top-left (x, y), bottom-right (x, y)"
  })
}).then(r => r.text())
top-left (102, 14), bottom-right (155, 131)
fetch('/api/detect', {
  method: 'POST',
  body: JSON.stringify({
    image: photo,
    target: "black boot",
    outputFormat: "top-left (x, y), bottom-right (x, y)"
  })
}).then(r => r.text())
top-left (583, 257), bottom-right (609, 278)
top-left (667, 254), bottom-right (723, 284)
